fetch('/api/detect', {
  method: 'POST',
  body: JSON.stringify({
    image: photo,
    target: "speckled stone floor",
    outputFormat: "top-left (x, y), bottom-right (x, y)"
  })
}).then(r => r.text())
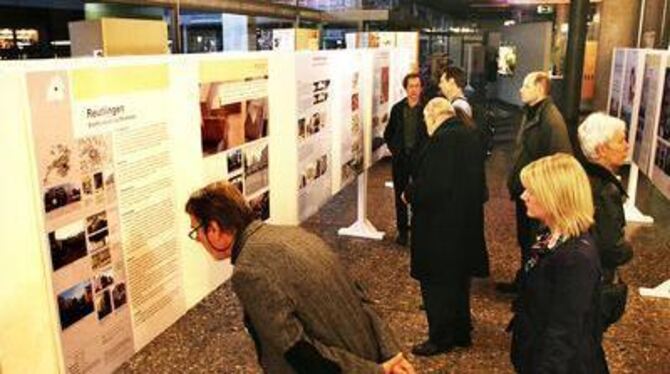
top-left (116, 124), bottom-right (670, 373)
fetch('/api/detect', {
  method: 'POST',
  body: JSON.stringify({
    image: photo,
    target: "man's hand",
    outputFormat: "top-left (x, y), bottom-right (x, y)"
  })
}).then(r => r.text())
top-left (381, 353), bottom-right (416, 374)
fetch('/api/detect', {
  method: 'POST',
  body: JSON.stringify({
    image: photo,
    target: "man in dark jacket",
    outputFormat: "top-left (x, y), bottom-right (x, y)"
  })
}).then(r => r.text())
top-left (384, 73), bottom-right (428, 246)
top-left (498, 71), bottom-right (573, 294)
top-left (405, 97), bottom-right (486, 356)
top-left (185, 182), bottom-right (415, 374)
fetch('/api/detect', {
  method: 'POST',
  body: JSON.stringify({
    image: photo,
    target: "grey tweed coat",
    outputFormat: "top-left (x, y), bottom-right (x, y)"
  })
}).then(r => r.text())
top-left (231, 221), bottom-right (400, 373)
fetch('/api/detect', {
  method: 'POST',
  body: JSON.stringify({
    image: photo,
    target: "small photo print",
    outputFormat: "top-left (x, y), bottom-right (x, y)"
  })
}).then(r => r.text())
top-left (229, 174), bottom-right (244, 195)
top-left (78, 135), bottom-right (111, 174)
top-left (227, 149), bottom-right (243, 174)
top-left (112, 282), bottom-right (127, 309)
top-left (90, 247), bottom-right (112, 272)
top-left (249, 191), bottom-right (270, 221)
top-left (244, 98), bottom-right (268, 142)
top-left (86, 211), bottom-right (108, 235)
top-left (43, 183), bottom-right (81, 213)
top-left (57, 281), bottom-right (94, 330)
top-left (95, 289), bottom-right (113, 321)
top-left (49, 220), bottom-right (87, 272)
top-left (199, 83), bottom-right (245, 157)
top-left (94, 267), bottom-right (115, 293)
top-left (298, 118), bottom-right (307, 140)
top-left (244, 142), bottom-right (269, 197)
top-left (351, 93), bottom-right (359, 112)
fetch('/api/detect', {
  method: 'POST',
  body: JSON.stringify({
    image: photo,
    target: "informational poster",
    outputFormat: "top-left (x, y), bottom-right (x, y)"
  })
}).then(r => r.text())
top-left (581, 41), bottom-right (598, 100)
top-left (198, 58), bottom-right (271, 221)
top-left (370, 50), bottom-right (391, 163)
top-left (622, 49), bottom-right (643, 143)
top-left (652, 65), bottom-right (670, 199)
top-left (296, 53), bottom-right (333, 221)
top-left (27, 63), bottom-right (185, 373)
top-left (633, 53), bottom-right (665, 175)
top-left (272, 29), bottom-right (295, 51)
top-left (339, 52), bottom-right (365, 187)
top-left (608, 49), bottom-right (626, 118)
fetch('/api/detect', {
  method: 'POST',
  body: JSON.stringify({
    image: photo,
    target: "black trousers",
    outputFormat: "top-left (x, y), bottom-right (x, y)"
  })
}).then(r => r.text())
top-left (391, 154), bottom-right (411, 234)
top-left (420, 277), bottom-right (472, 345)
top-left (514, 197), bottom-right (539, 284)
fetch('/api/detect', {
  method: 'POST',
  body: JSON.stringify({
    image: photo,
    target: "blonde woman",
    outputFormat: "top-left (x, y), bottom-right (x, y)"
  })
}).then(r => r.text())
top-left (509, 153), bottom-right (608, 373)
top-left (404, 97), bottom-right (487, 356)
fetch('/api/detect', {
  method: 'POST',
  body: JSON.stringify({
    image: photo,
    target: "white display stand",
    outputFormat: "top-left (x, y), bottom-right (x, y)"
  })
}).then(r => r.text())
top-left (624, 165), bottom-right (654, 223)
top-left (639, 279), bottom-right (670, 299)
top-left (338, 173), bottom-right (385, 240)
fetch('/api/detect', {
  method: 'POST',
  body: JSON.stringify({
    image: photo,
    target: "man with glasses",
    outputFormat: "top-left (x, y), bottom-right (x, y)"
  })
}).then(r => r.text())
top-left (185, 181), bottom-right (415, 374)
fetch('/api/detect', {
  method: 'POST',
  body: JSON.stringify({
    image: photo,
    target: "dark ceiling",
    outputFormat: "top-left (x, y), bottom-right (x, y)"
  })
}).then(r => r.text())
top-left (420, 0), bottom-right (514, 19)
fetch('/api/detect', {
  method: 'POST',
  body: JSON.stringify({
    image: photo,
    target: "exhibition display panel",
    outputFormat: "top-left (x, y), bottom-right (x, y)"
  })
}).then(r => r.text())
top-left (0, 46), bottom-right (414, 373)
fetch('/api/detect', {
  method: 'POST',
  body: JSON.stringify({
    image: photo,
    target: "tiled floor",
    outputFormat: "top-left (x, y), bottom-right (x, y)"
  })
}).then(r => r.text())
top-left (117, 127), bottom-right (669, 374)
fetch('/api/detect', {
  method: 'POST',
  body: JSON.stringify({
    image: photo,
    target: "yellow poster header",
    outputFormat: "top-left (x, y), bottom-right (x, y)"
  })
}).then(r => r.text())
top-left (199, 58), bottom-right (268, 83)
top-left (72, 64), bottom-right (169, 100)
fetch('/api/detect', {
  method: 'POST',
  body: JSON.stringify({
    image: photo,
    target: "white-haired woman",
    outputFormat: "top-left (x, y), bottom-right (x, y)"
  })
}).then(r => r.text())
top-left (510, 153), bottom-right (608, 374)
top-left (404, 97), bottom-right (487, 356)
top-left (578, 112), bottom-right (633, 329)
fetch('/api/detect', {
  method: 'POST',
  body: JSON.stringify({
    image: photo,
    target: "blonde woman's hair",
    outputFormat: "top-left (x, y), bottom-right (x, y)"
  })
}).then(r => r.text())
top-left (520, 153), bottom-right (594, 238)
top-left (423, 97), bottom-right (454, 135)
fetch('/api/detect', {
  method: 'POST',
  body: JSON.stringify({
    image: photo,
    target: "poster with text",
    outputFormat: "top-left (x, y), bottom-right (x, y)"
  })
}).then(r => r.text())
top-left (608, 49), bottom-right (626, 118)
top-left (339, 52), bottom-right (365, 188)
top-left (633, 53), bottom-right (665, 175)
top-left (296, 53), bottom-right (333, 221)
top-left (622, 49), bottom-right (642, 143)
top-left (26, 63), bottom-right (186, 373)
top-left (651, 66), bottom-right (670, 199)
top-left (371, 50), bottom-right (391, 164)
top-left (198, 58), bottom-right (271, 219)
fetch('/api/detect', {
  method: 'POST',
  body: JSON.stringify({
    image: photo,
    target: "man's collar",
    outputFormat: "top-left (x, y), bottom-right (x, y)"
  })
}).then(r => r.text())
top-left (231, 220), bottom-right (263, 264)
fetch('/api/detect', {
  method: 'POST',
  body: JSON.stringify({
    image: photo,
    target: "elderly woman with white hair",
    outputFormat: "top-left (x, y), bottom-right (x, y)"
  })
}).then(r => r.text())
top-left (578, 112), bottom-right (633, 330)
top-left (404, 97), bottom-right (487, 356)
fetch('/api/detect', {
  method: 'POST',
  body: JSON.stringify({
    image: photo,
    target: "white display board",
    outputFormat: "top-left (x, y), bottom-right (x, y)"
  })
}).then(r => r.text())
top-left (633, 52), bottom-right (667, 175)
top-left (0, 46), bottom-right (415, 373)
top-left (621, 49), bottom-right (646, 148)
top-left (607, 48), bottom-right (626, 118)
top-left (651, 56), bottom-right (670, 199)
top-left (370, 49), bottom-right (391, 164)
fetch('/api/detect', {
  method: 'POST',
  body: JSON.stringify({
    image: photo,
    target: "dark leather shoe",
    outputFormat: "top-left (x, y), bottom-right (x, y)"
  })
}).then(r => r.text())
top-left (411, 340), bottom-right (452, 356)
top-left (495, 281), bottom-right (518, 294)
top-left (395, 233), bottom-right (408, 246)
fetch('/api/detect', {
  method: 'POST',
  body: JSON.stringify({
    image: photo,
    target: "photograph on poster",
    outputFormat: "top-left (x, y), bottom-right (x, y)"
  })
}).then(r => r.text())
top-left (659, 69), bottom-right (670, 141)
top-left (94, 267), bottom-right (115, 292)
top-left (244, 98), bottom-right (268, 142)
top-left (622, 58), bottom-right (638, 132)
top-left (227, 149), bottom-right (243, 174)
top-left (249, 191), bottom-right (270, 221)
top-left (299, 154), bottom-right (329, 190)
top-left (228, 174), bottom-right (244, 195)
top-left (42, 143), bottom-right (73, 185)
top-left (380, 67), bottom-right (390, 104)
top-left (78, 135), bottom-right (111, 173)
top-left (44, 182), bottom-right (81, 213)
top-left (49, 220), bottom-right (87, 271)
top-left (87, 226), bottom-right (109, 252)
top-left (90, 247), bottom-right (112, 272)
top-left (57, 281), bottom-right (94, 330)
top-left (244, 142), bottom-right (269, 196)
top-left (352, 93), bottom-right (359, 112)
top-left (86, 211), bottom-right (108, 235)
top-left (112, 282), bottom-right (127, 309)
top-left (199, 97), bottom-right (245, 156)
top-left (96, 289), bottom-right (113, 320)
top-left (298, 118), bottom-right (307, 140)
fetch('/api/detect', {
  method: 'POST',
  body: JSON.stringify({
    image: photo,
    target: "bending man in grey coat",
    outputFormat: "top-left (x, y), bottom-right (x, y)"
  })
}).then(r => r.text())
top-left (185, 182), bottom-right (415, 374)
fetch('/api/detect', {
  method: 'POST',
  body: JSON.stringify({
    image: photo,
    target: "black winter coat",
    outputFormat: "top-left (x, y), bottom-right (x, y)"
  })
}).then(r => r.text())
top-left (582, 161), bottom-right (634, 271)
top-left (383, 98), bottom-right (428, 157)
top-left (406, 117), bottom-right (489, 281)
top-left (507, 98), bottom-right (573, 198)
top-left (511, 233), bottom-right (609, 374)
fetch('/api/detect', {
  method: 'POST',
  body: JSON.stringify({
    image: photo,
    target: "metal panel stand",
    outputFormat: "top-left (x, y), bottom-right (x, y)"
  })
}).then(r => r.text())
top-left (338, 172), bottom-right (385, 240)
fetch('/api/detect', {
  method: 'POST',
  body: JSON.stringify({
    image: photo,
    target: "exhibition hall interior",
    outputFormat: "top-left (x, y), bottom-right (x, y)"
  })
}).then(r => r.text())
top-left (1, 0), bottom-right (669, 373)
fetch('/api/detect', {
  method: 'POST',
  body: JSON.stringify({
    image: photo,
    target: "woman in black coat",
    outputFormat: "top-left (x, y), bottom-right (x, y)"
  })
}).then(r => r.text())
top-left (405, 97), bottom-right (487, 356)
top-left (578, 113), bottom-right (633, 329)
top-left (510, 153), bottom-right (608, 374)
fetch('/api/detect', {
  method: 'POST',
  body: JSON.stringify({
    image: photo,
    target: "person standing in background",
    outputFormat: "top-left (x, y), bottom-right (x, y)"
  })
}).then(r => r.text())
top-left (498, 71), bottom-right (573, 294)
top-left (384, 73), bottom-right (427, 246)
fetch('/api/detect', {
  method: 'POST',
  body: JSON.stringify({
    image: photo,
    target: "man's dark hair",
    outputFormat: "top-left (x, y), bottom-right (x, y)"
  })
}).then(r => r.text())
top-left (442, 66), bottom-right (467, 89)
top-left (532, 72), bottom-right (552, 96)
top-left (185, 182), bottom-right (254, 234)
top-left (402, 73), bottom-right (422, 89)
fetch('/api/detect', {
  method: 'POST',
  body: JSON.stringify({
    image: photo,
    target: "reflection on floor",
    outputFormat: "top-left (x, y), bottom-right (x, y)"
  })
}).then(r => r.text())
top-left (116, 121), bottom-right (670, 373)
